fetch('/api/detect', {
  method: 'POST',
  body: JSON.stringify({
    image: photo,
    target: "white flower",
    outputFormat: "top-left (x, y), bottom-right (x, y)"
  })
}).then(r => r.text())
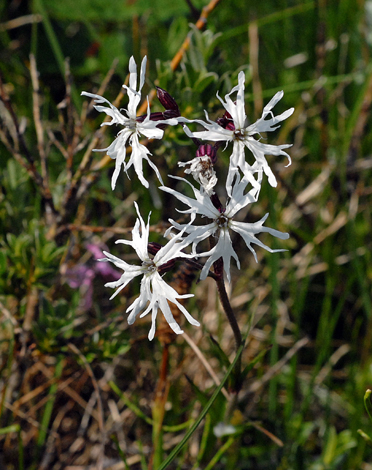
top-left (82, 56), bottom-right (178, 190)
top-left (183, 71), bottom-right (294, 195)
top-left (178, 155), bottom-right (217, 195)
top-left (99, 202), bottom-right (200, 340)
top-left (213, 422), bottom-right (237, 438)
top-left (160, 173), bottom-right (289, 282)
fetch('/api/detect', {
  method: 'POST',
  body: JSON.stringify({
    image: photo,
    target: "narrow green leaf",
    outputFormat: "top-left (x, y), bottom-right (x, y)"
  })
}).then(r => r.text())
top-left (157, 341), bottom-right (245, 470)
top-left (208, 335), bottom-right (231, 370)
top-left (364, 389), bottom-right (372, 423)
top-left (204, 436), bottom-right (236, 470)
top-left (109, 381), bottom-right (153, 426)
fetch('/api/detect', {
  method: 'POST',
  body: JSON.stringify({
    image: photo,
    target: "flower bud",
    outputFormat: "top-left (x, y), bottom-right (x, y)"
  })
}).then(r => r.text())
top-left (147, 242), bottom-right (163, 256)
top-left (157, 258), bottom-right (176, 274)
top-left (196, 144), bottom-right (217, 164)
top-left (156, 87), bottom-right (180, 115)
top-left (147, 242), bottom-right (176, 273)
top-left (210, 193), bottom-right (224, 212)
top-left (216, 110), bottom-right (235, 131)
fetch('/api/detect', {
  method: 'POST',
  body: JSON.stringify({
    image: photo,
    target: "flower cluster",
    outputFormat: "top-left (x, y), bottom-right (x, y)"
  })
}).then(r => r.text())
top-left (82, 56), bottom-right (293, 340)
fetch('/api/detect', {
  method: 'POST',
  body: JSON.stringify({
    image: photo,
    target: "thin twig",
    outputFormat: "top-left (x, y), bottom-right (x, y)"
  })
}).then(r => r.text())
top-left (170, 0), bottom-right (222, 72)
top-left (248, 21), bottom-right (263, 119)
top-left (30, 54), bottom-right (48, 181)
top-left (68, 343), bottom-right (105, 470)
top-left (0, 14), bottom-right (42, 32)
top-left (183, 332), bottom-right (230, 399)
top-left (30, 54), bottom-right (57, 224)
top-left (243, 336), bottom-right (309, 395)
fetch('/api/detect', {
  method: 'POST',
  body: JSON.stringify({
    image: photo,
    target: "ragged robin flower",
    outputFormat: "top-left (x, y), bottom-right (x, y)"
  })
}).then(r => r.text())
top-left (178, 144), bottom-right (218, 196)
top-left (99, 202), bottom-right (200, 340)
top-left (82, 56), bottom-right (178, 190)
top-left (161, 171), bottom-right (289, 283)
top-left (183, 71), bottom-right (294, 195)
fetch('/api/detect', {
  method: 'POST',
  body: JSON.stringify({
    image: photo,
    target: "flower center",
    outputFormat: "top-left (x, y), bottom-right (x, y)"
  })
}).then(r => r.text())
top-left (127, 119), bottom-right (137, 131)
top-left (216, 214), bottom-right (229, 228)
top-left (142, 260), bottom-right (157, 273)
top-left (233, 128), bottom-right (246, 141)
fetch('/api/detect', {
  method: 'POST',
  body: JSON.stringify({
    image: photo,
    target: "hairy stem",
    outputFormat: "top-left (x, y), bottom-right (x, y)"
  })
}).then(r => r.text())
top-left (212, 256), bottom-right (243, 394)
top-left (215, 275), bottom-right (242, 351)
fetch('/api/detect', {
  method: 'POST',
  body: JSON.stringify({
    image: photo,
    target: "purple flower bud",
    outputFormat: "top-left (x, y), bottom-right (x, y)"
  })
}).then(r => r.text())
top-left (210, 193), bottom-right (224, 213)
top-left (148, 242), bottom-right (176, 273)
top-left (163, 109), bottom-right (181, 119)
top-left (156, 87), bottom-right (180, 114)
top-left (196, 144), bottom-right (217, 164)
top-left (147, 242), bottom-right (163, 256)
top-left (157, 258), bottom-right (176, 274)
top-left (216, 110), bottom-right (235, 131)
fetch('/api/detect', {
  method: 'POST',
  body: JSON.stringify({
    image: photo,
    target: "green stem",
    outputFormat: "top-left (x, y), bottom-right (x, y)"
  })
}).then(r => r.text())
top-left (150, 344), bottom-right (170, 469)
top-left (157, 341), bottom-right (245, 470)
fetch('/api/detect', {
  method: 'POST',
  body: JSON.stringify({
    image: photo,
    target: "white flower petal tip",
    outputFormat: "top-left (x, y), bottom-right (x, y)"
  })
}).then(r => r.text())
top-left (213, 423), bottom-right (237, 438)
top-left (101, 205), bottom-right (198, 341)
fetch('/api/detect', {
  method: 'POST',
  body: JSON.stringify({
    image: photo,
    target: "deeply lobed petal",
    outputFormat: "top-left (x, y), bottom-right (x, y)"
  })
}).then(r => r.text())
top-left (198, 228), bottom-right (240, 282)
top-left (160, 176), bottom-right (220, 220)
top-left (81, 92), bottom-right (127, 126)
top-left (115, 201), bottom-right (151, 261)
top-left (230, 214), bottom-right (289, 263)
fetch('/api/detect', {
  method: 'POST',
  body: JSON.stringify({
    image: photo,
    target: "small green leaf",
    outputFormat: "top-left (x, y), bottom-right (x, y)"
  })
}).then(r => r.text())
top-left (364, 389), bottom-right (372, 423)
top-left (241, 345), bottom-right (272, 380)
top-left (208, 335), bottom-right (231, 370)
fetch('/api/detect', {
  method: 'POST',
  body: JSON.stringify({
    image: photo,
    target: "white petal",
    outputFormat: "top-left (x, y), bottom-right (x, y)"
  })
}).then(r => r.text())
top-left (231, 214), bottom-right (289, 262)
top-left (198, 228), bottom-right (239, 282)
top-left (130, 202), bottom-right (151, 261)
top-left (125, 133), bottom-right (163, 187)
top-left (81, 91), bottom-right (126, 126)
top-left (225, 170), bottom-right (261, 218)
top-left (139, 56), bottom-right (147, 92)
top-left (127, 275), bottom-right (152, 324)
top-left (160, 176), bottom-right (219, 219)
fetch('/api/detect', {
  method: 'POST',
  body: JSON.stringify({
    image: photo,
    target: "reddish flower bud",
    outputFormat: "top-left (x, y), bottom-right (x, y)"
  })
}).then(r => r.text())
top-left (196, 144), bottom-right (217, 164)
top-left (216, 110), bottom-right (235, 131)
top-left (157, 258), bottom-right (176, 274)
top-left (210, 193), bottom-right (224, 213)
top-left (156, 87), bottom-right (180, 115)
top-left (163, 109), bottom-right (180, 119)
top-left (147, 242), bottom-right (163, 256)
top-left (147, 242), bottom-right (176, 273)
